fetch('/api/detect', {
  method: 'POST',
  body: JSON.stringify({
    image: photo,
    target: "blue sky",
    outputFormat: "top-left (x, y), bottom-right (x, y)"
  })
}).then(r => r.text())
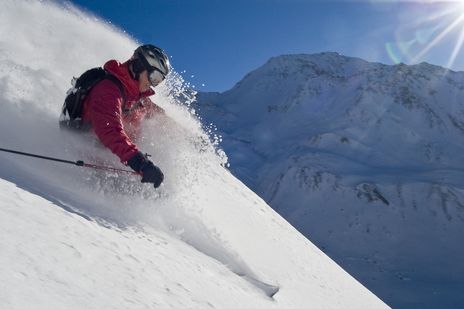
top-left (68, 0), bottom-right (464, 92)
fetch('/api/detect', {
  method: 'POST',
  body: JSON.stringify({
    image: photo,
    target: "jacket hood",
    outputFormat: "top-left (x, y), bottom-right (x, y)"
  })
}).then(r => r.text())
top-left (103, 60), bottom-right (155, 100)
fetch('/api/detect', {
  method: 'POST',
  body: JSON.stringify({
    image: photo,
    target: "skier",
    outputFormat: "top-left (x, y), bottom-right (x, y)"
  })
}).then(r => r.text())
top-left (74, 44), bottom-right (170, 188)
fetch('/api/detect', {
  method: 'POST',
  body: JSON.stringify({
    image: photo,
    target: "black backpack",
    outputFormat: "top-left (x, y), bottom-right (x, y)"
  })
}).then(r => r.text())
top-left (60, 67), bottom-right (126, 129)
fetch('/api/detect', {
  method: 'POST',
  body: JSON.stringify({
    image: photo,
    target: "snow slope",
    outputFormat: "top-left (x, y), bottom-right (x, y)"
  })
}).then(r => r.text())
top-left (195, 53), bottom-right (464, 308)
top-left (0, 1), bottom-right (387, 308)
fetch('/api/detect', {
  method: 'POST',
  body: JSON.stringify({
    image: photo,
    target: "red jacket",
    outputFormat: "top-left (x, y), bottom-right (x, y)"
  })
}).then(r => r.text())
top-left (81, 60), bottom-right (162, 162)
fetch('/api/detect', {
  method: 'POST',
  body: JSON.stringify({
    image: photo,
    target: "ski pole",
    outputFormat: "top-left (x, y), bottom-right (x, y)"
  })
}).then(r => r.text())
top-left (0, 147), bottom-right (138, 175)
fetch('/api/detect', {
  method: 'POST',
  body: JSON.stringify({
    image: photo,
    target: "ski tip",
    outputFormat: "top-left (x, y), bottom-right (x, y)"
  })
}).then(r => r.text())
top-left (266, 285), bottom-right (280, 299)
top-left (240, 275), bottom-right (280, 299)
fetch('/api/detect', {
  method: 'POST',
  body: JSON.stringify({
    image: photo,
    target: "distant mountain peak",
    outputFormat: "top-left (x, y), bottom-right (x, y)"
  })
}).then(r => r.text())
top-left (195, 52), bottom-right (464, 307)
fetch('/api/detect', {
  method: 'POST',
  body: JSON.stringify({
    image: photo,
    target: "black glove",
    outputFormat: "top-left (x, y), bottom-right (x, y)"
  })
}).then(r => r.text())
top-left (127, 152), bottom-right (164, 188)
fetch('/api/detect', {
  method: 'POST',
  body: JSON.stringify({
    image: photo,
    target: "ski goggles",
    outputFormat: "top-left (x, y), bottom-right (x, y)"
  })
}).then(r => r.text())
top-left (149, 68), bottom-right (166, 87)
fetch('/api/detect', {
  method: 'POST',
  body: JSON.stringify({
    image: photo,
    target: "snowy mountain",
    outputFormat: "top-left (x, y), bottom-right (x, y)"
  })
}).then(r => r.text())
top-left (0, 1), bottom-right (387, 308)
top-left (195, 53), bottom-right (464, 308)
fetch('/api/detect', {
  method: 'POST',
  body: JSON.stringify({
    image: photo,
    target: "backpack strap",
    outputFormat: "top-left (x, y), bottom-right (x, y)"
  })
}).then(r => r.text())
top-left (102, 73), bottom-right (127, 109)
top-left (102, 73), bottom-right (142, 116)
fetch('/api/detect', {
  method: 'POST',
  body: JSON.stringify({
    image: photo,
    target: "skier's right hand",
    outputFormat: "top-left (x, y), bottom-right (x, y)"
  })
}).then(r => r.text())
top-left (140, 161), bottom-right (164, 188)
top-left (127, 152), bottom-right (164, 188)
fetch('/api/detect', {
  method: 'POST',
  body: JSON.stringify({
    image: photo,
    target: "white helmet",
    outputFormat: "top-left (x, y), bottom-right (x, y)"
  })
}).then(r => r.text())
top-left (134, 44), bottom-right (171, 77)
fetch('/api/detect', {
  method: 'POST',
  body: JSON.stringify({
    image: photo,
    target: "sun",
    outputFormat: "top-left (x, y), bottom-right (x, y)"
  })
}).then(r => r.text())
top-left (455, 0), bottom-right (464, 13)
top-left (385, 1), bottom-right (464, 69)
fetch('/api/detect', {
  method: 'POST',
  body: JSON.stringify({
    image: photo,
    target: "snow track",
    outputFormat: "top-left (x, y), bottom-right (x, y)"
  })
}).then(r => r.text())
top-left (0, 1), bottom-right (387, 308)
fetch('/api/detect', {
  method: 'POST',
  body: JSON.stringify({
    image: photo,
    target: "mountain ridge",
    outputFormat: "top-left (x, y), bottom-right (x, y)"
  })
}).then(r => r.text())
top-left (195, 52), bottom-right (464, 308)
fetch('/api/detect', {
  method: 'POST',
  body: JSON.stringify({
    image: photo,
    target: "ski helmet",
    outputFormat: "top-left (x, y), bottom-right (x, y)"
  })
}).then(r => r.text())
top-left (134, 44), bottom-right (171, 78)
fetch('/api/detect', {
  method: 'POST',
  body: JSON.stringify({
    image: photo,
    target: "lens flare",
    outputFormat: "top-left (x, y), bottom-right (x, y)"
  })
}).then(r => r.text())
top-left (385, 1), bottom-right (464, 69)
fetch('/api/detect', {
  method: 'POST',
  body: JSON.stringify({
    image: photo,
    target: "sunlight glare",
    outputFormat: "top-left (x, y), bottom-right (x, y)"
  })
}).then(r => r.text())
top-left (386, 1), bottom-right (464, 70)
